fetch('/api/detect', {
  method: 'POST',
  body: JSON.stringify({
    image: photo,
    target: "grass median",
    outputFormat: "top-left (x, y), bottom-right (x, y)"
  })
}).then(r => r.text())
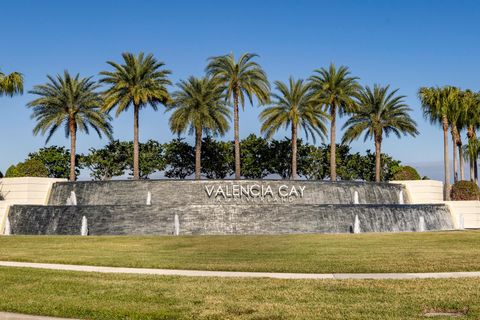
top-left (1, 230), bottom-right (479, 273)
top-left (0, 267), bottom-right (479, 319)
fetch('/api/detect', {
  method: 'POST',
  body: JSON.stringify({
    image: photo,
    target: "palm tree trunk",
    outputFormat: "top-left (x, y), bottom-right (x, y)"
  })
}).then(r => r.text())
top-left (291, 123), bottom-right (298, 180)
top-left (375, 135), bottom-right (382, 183)
top-left (458, 142), bottom-right (464, 181)
top-left (468, 126), bottom-right (474, 181)
top-left (195, 127), bottom-right (202, 180)
top-left (475, 158), bottom-right (479, 185)
top-left (452, 125), bottom-right (460, 182)
top-left (133, 103), bottom-right (140, 180)
top-left (233, 87), bottom-right (241, 180)
top-left (470, 157), bottom-right (475, 181)
top-left (329, 103), bottom-right (337, 181)
top-left (69, 117), bottom-right (77, 182)
top-left (452, 135), bottom-right (458, 183)
top-left (442, 115), bottom-right (451, 200)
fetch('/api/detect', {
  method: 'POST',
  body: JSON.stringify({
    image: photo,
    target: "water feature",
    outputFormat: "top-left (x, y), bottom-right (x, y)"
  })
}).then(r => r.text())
top-left (418, 216), bottom-right (425, 232)
top-left (81, 216), bottom-right (88, 236)
top-left (7, 180), bottom-right (455, 235)
top-left (146, 191), bottom-right (152, 206)
top-left (353, 214), bottom-right (361, 234)
top-left (353, 191), bottom-right (359, 204)
top-left (4, 217), bottom-right (11, 235)
top-left (66, 191), bottom-right (77, 206)
top-left (174, 214), bottom-right (180, 236)
top-left (398, 190), bottom-right (404, 205)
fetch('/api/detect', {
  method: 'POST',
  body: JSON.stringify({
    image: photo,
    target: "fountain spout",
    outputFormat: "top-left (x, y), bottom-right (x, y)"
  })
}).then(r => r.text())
top-left (66, 191), bottom-right (77, 206)
top-left (146, 191), bottom-right (152, 206)
top-left (4, 217), bottom-right (11, 235)
top-left (398, 190), bottom-right (404, 205)
top-left (353, 215), bottom-right (361, 234)
top-left (353, 191), bottom-right (359, 204)
top-left (81, 216), bottom-right (88, 236)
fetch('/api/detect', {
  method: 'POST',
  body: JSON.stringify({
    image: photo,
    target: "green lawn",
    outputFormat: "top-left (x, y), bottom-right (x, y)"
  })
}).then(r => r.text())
top-left (0, 267), bottom-right (479, 319)
top-left (1, 231), bottom-right (480, 273)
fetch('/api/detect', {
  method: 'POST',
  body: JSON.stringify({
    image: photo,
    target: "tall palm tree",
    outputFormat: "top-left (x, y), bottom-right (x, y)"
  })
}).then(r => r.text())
top-left (259, 77), bottom-right (327, 179)
top-left (461, 90), bottom-right (480, 182)
top-left (167, 76), bottom-right (231, 179)
top-left (445, 87), bottom-right (462, 182)
top-left (0, 69), bottom-right (23, 96)
top-left (343, 85), bottom-right (418, 182)
top-left (419, 86), bottom-right (458, 200)
top-left (28, 71), bottom-right (113, 181)
top-left (100, 52), bottom-right (172, 180)
top-left (309, 64), bottom-right (360, 181)
top-left (206, 53), bottom-right (270, 179)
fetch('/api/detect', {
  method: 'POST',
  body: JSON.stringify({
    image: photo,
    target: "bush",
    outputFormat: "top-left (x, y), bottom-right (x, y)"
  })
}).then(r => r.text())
top-left (393, 166), bottom-right (421, 181)
top-left (451, 180), bottom-right (480, 201)
top-left (4, 159), bottom-right (49, 178)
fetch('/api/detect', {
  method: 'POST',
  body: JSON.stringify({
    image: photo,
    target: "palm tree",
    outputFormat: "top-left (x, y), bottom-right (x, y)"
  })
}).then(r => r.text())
top-left (167, 76), bottom-right (231, 179)
top-left (445, 87), bottom-right (462, 182)
top-left (461, 90), bottom-right (480, 182)
top-left (419, 86), bottom-right (458, 200)
top-left (0, 69), bottom-right (23, 96)
top-left (309, 64), bottom-right (360, 181)
top-left (28, 71), bottom-right (113, 181)
top-left (259, 77), bottom-right (327, 179)
top-left (206, 53), bottom-right (270, 179)
top-left (100, 52), bottom-right (172, 180)
top-left (342, 85), bottom-right (418, 182)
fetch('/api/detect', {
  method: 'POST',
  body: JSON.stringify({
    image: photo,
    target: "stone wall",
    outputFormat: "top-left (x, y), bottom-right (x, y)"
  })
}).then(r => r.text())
top-left (0, 177), bottom-right (66, 233)
top-left (8, 203), bottom-right (453, 235)
top-left (48, 180), bottom-right (406, 206)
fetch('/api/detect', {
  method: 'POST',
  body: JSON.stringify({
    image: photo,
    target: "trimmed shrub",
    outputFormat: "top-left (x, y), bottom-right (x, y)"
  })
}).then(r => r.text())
top-left (4, 160), bottom-right (48, 178)
top-left (393, 166), bottom-right (421, 181)
top-left (451, 180), bottom-right (480, 201)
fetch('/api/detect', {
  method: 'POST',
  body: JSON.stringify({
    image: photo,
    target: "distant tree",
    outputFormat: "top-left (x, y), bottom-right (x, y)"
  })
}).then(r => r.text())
top-left (164, 139), bottom-right (195, 179)
top-left (201, 136), bottom-right (233, 179)
top-left (206, 53), bottom-right (270, 179)
top-left (0, 69), bottom-right (23, 97)
top-left (301, 144), bottom-right (328, 180)
top-left (5, 159), bottom-right (48, 178)
top-left (343, 85), bottom-right (418, 182)
top-left (360, 150), bottom-right (402, 182)
top-left (168, 76), bottom-right (230, 179)
top-left (309, 64), bottom-right (360, 181)
top-left (240, 134), bottom-right (271, 179)
top-left (83, 140), bottom-right (130, 180)
top-left (28, 71), bottom-right (113, 181)
top-left (260, 77), bottom-right (327, 179)
top-left (28, 146), bottom-right (81, 179)
top-left (133, 140), bottom-right (167, 179)
top-left (100, 52), bottom-right (172, 180)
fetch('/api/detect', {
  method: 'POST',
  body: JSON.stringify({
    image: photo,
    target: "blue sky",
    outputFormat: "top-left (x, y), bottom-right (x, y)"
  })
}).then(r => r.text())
top-left (1, 0), bottom-right (479, 180)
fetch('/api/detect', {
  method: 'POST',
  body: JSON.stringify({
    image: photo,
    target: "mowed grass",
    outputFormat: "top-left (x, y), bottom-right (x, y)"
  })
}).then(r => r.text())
top-left (0, 267), bottom-right (479, 319)
top-left (1, 231), bottom-right (480, 273)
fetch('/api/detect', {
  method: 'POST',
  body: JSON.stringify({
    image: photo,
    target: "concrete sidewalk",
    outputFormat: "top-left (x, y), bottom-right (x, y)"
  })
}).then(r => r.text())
top-left (0, 312), bottom-right (77, 320)
top-left (1, 261), bottom-right (480, 280)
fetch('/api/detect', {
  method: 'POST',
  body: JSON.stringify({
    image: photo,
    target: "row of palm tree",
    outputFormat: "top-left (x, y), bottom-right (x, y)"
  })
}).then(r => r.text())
top-left (419, 86), bottom-right (480, 200)
top-left (3, 52), bottom-right (419, 183)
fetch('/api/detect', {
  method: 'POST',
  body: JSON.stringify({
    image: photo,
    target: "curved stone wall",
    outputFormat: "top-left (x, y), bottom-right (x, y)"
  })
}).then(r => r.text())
top-left (8, 203), bottom-right (453, 235)
top-left (48, 180), bottom-right (407, 206)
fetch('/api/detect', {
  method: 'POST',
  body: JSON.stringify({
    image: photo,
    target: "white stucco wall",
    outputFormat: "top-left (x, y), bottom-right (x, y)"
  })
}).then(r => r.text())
top-left (391, 180), bottom-right (480, 229)
top-left (0, 177), bottom-right (66, 233)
